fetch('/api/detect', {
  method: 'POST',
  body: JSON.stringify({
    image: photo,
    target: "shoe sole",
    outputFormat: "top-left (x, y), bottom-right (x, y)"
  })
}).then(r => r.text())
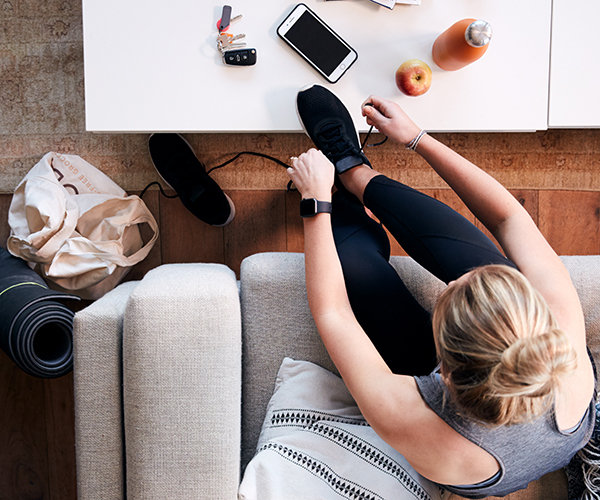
top-left (295, 83), bottom-right (362, 154)
top-left (148, 133), bottom-right (236, 227)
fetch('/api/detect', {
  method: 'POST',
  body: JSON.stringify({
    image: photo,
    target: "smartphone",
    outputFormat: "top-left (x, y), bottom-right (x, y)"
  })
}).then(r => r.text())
top-left (277, 3), bottom-right (358, 84)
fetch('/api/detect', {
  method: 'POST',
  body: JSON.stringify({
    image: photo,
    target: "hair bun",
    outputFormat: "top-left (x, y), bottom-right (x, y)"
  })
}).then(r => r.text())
top-left (490, 329), bottom-right (577, 399)
top-left (434, 265), bottom-right (578, 425)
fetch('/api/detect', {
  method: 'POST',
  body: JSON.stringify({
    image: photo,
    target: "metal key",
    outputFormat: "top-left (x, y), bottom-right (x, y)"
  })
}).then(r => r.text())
top-left (222, 42), bottom-right (246, 50)
top-left (217, 33), bottom-right (245, 46)
top-left (217, 33), bottom-right (232, 44)
top-left (217, 40), bottom-right (246, 54)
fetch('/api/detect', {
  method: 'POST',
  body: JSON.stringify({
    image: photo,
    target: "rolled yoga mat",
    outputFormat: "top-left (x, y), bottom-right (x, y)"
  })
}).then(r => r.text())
top-left (0, 248), bottom-right (79, 378)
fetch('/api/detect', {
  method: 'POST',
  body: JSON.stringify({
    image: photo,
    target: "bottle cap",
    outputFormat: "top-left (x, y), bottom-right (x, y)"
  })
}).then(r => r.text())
top-left (465, 20), bottom-right (492, 48)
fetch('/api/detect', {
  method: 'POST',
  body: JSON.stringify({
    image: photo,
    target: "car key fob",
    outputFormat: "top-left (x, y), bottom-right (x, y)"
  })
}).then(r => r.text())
top-left (223, 48), bottom-right (257, 66)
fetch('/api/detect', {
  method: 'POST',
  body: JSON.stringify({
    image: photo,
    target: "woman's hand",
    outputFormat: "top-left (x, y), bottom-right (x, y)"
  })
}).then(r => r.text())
top-left (287, 148), bottom-right (334, 201)
top-left (361, 95), bottom-right (421, 146)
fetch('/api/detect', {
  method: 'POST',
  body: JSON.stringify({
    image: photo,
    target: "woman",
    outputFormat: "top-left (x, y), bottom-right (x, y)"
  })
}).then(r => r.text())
top-left (287, 84), bottom-right (596, 498)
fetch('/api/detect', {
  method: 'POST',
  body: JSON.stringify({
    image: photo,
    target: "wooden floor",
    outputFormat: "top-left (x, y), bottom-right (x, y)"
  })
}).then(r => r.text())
top-left (1, 179), bottom-right (599, 499)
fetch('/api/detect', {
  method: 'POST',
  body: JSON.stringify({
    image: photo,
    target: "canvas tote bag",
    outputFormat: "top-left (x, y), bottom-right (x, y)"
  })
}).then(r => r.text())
top-left (7, 152), bottom-right (158, 300)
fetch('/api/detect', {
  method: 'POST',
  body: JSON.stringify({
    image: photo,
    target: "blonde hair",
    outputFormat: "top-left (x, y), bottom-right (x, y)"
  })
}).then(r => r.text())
top-left (433, 265), bottom-right (577, 427)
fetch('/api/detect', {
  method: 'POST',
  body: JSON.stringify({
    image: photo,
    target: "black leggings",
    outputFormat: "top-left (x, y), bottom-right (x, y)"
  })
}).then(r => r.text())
top-left (332, 175), bottom-right (516, 376)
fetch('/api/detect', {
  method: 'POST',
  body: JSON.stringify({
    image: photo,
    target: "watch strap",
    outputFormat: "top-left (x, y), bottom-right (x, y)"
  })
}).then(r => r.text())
top-left (300, 198), bottom-right (332, 217)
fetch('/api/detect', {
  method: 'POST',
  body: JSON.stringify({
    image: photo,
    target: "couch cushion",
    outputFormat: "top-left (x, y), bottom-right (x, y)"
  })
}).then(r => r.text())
top-left (123, 263), bottom-right (242, 499)
top-left (240, 252), bottom-right (336, 470)
top-left (239, 357), bottom-right (449, 500)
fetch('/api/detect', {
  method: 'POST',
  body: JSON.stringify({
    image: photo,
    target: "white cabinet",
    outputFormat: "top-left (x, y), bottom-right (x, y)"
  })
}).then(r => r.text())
top-left (548, 0), bottom-right (600, 128)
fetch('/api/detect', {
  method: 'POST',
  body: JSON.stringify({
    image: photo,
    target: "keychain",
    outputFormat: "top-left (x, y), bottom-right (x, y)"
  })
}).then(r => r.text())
top-left (216, 5), bottom-right (257, 66)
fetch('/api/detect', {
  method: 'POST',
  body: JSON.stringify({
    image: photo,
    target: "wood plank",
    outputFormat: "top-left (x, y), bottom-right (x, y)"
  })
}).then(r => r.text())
top-left (0, 351), bottom-right (50, 500)
top-left (539, 190), bottom-right (600, 255)
top-left (44, 374), bottom-right (76, 500)
top-left (158, 189), bottom-right (225, 265)
top-left (0, 194), bottom-right (12, 250)
top-left (224, 190), bottom-right (287, 277)
top-left (285, 190), bottom-right (304, 253)
top-left (0, 199), bottom-right (53, 499)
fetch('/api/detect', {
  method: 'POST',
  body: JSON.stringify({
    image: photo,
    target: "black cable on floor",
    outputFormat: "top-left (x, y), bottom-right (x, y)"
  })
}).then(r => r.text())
top-left (206, 151), bottom-right (290, 175)
top-left (139, 181), bottom-right (180, 200)
top-left (139, 134), bottom-right (388, 201)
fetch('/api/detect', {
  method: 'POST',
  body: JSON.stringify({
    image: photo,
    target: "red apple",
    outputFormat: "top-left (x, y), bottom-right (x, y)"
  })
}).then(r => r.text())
top-left (395, 59), bottom-right (432, 96)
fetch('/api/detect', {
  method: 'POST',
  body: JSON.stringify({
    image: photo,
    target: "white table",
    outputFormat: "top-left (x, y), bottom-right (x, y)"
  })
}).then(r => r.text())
top-left (548, 0), bottom-right (600, 128)
top-left (82, 0), bottom-right (552, 133)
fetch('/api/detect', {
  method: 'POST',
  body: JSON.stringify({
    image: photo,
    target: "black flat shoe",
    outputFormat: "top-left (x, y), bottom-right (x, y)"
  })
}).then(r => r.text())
top-left (148, 133), bottom-right (235, 226)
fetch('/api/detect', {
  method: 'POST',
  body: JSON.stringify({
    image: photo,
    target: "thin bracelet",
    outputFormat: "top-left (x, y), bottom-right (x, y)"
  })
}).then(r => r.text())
top-left (406, 130), bottom-right (427, 152)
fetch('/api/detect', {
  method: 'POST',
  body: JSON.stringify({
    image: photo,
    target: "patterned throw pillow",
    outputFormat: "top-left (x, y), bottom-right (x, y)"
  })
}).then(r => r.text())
top-left (239, 358), bottom-right (449, 500)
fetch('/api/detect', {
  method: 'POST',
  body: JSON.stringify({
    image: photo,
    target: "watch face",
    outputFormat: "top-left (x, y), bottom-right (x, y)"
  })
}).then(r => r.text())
top-left (300, 198), bottom-right (317, 217)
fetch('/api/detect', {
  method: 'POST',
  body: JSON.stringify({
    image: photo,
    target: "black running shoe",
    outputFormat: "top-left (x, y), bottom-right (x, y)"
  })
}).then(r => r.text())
top-left (148, 133), bottom-right (235, 226)
top-left (296, 84), bottom-right (371, 174)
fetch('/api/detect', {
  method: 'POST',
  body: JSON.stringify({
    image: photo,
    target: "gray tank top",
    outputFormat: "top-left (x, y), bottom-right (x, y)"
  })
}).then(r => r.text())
top-left (415, 371), bottom-right (596, 499)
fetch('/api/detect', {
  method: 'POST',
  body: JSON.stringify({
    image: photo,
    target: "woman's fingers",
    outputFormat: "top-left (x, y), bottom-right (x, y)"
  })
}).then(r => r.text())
top-left (361, 95), bottom-right (392, 117)
top-left (286, 149), bottom-right (334, 200)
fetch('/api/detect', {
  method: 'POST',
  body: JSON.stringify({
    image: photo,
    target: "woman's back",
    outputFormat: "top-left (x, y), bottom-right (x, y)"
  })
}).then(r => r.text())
top-left (414, 370), bottom-right (596, 498)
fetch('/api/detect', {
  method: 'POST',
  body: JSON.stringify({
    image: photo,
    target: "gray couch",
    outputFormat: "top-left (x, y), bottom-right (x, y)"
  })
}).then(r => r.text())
top-left (73, 252), bottom-right (600, 500)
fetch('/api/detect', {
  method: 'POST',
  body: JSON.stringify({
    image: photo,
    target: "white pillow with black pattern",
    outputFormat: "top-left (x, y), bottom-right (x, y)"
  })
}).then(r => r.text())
top-left (239, 357), bottom-right (449, 500)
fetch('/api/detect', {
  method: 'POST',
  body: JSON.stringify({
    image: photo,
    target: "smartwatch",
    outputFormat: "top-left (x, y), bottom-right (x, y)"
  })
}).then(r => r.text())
top-left (300, 198), bottom-right (332, 218)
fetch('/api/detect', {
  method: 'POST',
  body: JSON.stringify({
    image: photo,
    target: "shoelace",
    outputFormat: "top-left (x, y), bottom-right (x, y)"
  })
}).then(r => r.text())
top-left (361, 124), bottom-right (388, 151)
top-left (318, 123), bottom-right (359, 162)
top-left (139, 132), bottom-right (387, 200)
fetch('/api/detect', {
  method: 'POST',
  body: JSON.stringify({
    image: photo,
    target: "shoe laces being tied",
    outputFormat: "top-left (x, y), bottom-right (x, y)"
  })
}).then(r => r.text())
top-left (317, 121), bottom-right (360, 164)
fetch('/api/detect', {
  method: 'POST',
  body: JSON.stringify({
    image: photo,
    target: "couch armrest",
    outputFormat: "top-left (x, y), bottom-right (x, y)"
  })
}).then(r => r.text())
top-left (123, 264), bottom-right (242, 499)
top-left (73, 281), bottom-right (139, 500)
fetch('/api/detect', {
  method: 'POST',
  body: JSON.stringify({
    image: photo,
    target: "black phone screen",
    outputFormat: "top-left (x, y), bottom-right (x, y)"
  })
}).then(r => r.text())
top-left (285, 11), bottom-right (351, 76)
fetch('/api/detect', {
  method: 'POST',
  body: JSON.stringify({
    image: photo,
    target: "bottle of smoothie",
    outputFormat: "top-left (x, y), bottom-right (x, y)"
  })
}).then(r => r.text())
top-left (432, 19), bottom-right (492, 71)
